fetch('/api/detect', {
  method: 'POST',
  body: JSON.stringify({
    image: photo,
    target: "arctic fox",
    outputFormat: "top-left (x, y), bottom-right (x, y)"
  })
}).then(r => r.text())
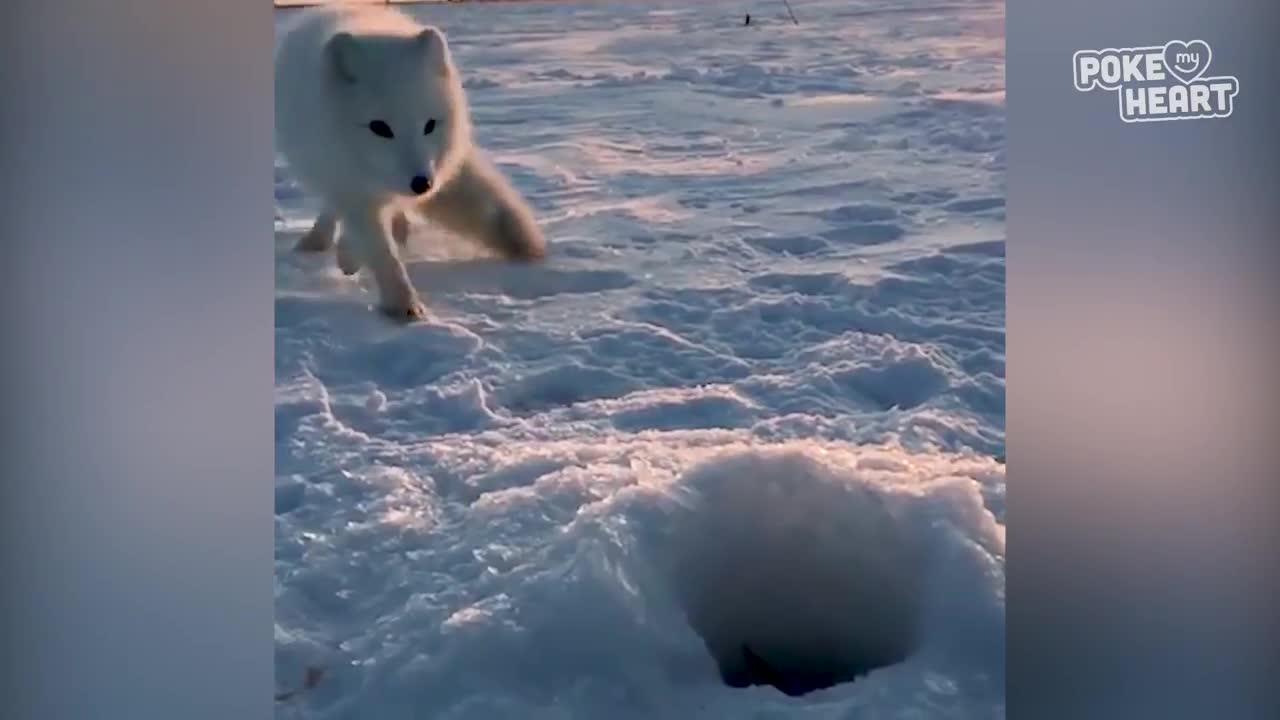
top-left (275, 3), bottom-right (546, 320)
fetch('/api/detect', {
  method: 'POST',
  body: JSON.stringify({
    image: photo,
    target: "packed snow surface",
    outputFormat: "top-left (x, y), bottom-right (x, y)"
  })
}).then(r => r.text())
top-left (274, 0), bottom-right (1005, 717)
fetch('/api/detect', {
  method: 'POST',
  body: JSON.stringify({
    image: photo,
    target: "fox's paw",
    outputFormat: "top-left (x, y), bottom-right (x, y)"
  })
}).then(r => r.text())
top-left (336, 240), bottom-right (362, 275)
top-left (379, 297), bottom-right (428, 324)
top-left (295, 213), bottom-right (336, 252)
top-left (490, 208), bottom-right (547, 262)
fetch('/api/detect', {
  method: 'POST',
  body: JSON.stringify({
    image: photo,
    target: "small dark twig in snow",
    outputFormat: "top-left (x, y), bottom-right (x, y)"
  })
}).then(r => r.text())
top-left (781, 0), bottom-right (800, 25)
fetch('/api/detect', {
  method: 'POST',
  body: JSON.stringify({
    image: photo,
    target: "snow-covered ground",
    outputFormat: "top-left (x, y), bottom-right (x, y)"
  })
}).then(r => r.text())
top-left (274, 1), bottom-right (1005, 717)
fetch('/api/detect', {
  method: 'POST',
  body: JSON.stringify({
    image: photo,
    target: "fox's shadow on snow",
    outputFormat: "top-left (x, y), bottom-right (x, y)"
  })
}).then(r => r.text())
top-left (277, 225), bottom-right (632, 319)
top-left (404, 257), bottom-right (634, 301)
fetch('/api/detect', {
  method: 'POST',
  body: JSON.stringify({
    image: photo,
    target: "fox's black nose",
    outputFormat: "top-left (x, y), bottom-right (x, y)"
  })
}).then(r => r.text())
top-left (410, 175), bottom-right (431, 195)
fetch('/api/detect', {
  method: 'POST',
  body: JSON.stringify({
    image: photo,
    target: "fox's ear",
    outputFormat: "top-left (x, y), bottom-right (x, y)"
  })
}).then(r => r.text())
top-left (415, 27), bottom-right (452, 77)
top-left (326, 32), bottom-right (360, 84)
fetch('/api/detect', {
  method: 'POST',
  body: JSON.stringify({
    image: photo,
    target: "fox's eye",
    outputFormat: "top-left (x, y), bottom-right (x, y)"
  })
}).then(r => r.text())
top-left (368, 120), bottom-right (394, 139)
top-left (423, 119), bottom-right (436, 135)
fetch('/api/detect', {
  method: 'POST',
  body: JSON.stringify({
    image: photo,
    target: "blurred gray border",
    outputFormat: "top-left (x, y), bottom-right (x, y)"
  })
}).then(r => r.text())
top-left (2, 1), bottom-right (274, 718)
top-left (1009, 0), bottom-right (1280, 717)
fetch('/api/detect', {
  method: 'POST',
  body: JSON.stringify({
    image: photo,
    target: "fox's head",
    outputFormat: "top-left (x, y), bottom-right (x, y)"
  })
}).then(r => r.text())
top-left (324, 26), bottom-right (471, 200)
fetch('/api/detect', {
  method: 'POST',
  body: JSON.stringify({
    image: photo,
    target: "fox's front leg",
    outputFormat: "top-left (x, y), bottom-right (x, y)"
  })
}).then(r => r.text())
top-left (295, 209), bottom-right (337, 252)
top-left (334, 209), bottom-right (409, 275)
top-left (391, 210), bottom-right (410, 247)
top-left (339, 204), bottom-right (425, 322)
top-left (335, 233), bottom-right (362, 276)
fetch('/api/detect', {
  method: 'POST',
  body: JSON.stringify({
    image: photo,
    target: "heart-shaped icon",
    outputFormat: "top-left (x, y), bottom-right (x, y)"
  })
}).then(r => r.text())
top-left (1163, 40), bottom-right (1212, 84)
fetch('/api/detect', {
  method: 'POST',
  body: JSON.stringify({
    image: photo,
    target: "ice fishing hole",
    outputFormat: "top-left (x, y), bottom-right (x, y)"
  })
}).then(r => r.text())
top-left (666, 450), bottom-right (925, 696)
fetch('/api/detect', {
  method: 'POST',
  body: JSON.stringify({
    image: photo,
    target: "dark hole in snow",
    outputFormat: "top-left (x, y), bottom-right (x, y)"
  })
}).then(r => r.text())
top-left (667, 451), bottom-right (925, 696)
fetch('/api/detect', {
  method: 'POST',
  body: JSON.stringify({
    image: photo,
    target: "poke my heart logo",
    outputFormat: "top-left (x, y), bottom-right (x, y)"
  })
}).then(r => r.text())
top-left (1073, 40), bottom-right (1239, 123)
